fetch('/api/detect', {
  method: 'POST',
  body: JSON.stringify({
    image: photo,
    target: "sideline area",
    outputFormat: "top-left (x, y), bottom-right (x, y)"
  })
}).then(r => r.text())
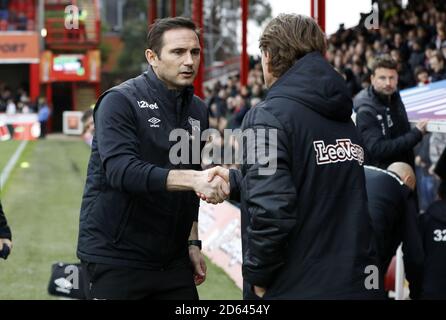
top-left (0, 138), bottom-right (241, 299)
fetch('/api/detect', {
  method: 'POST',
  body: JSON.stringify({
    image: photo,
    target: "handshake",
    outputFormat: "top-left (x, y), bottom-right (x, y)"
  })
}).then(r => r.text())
top-left (193, 166), bottom-right (230, 204)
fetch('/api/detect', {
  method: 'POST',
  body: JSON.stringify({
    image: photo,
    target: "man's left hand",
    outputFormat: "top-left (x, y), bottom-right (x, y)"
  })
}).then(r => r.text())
top-left (189, 245), bottom-right (207, 286)
top-left (254, 285), bottom-right (266, 298)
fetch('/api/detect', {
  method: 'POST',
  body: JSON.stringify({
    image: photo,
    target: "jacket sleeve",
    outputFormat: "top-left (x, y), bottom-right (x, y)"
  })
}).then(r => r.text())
top-left (95, 91), bottom-right (170, 194)
top-left (0, 201), bottom-right (11, 240)
top-left (356, 108), bottom-right (422, 161)
top-left (240, 108), bottom-right (297, 288)
top-left (228, 168), bottom-right (242, 202)
top-left (189, 106), bottom-right (210, 222)
top-left (402, 195), bottom-right (424, 300)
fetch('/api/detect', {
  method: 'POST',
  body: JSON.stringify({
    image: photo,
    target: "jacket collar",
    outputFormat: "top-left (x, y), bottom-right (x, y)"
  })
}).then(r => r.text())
top-left (144, 66), bottom-right (194, 114)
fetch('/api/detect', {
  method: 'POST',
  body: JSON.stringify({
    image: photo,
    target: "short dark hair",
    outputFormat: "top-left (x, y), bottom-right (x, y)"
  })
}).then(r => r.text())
top-left (259, 14), bottom-right (327, 78)
top-left (414, 65), bottom-right (428, 78)
top-left (147, 17), bottom-right (199, 57)
top-left (431, 50), bottom-right (445, 63)
top-left (371, 55), bottom-right (398, 75)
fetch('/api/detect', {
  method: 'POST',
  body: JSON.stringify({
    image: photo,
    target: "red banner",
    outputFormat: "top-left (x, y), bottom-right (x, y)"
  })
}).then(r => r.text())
top-left (0, 114), bottom-right (40, 141)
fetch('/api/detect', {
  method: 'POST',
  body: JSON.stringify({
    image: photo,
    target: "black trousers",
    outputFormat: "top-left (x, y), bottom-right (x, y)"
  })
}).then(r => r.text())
top-left (39, 121), bottom-right (47, 138)
top-left (82, 262), bottom-right (198, 300)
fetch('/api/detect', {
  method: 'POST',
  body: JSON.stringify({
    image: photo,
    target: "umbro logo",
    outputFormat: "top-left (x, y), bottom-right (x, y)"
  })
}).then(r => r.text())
top-left (148, 117), bottom-right (161, 127)
top-left (188, 116), bottom-right (200, 131)
top-left (138, 101), bottom-right (158, 109)
top-left (54, 277), bottom-right (73, 294)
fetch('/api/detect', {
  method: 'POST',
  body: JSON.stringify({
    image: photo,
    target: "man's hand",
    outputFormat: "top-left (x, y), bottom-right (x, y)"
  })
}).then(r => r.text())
top-left (196, 166), bottom-right (230, 204)
top-left (194, 167), bottom-right (229, 204)
top-left (0, 239), bottom-right (12, 259)
top-left (416, 119), bottom-right (429, 135)
top-left (189, 245), bottom-right (207, 286)
top-left (253, 285), bottom-right (266, 298)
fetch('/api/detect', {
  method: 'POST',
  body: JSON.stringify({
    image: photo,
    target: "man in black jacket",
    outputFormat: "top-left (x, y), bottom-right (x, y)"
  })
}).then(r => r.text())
top-left (354, 55), bottom-right (428, 169)
top-left (364, 163), bottom-right (423, 299)
top-left (201, 14), bottom-right (383, 299)
top-left (77, 17), bottom-right (228, 300)
top-left (420, 180), bottom-right (446, 299)
top-left (0, 200), bottom-right (12, 260)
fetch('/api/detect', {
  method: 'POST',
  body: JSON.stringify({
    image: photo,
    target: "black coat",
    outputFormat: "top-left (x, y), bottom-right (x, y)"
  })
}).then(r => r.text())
top-left (230, 52), bottom-right (383, 299)
top-left (354, 86), bottom-right (422, 169)
top-left (364, 166), bottom-right (423, 299)
top-left (77, 67), bottom-right (208, 269)
top-left (420, 200), bottom-right (446, 299)
top-left (0, 201), bottom-right (11, 240)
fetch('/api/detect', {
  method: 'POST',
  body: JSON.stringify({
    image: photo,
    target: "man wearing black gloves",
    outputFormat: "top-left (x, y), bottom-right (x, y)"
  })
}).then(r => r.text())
top-left (77, 17), bottom-right (228, 300)
top-left (354, 56), bottom-right (428, 169)
top-left (201, 14), bottom-right (383, 299)
top-left (0, 200), bottom-right (12, 260)
top-left (364, 163), bottom-right (423, 299)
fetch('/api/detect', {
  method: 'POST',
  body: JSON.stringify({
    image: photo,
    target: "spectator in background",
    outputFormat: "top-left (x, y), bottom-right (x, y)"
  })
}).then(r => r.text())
top-left (0, 200), bottom-right (12, 260)
top-left (354, 55), bottom-right (428, 169)
top-left (37, 97), bottom-right (50, 139)
top-left (408, 40), bottom-right (426, 72)
top-left (228, 94), bottom-right (249, 129)
top-left (5, 99), bottom-right (15, 115)
top-left (415, 133), bottom-right (446, 212)
top-left (414, 66), bottom-right (430, 86)
top-left (433, 22), bottom-right (446, 50)
top-left (428, 51), bottom-right (446, 81)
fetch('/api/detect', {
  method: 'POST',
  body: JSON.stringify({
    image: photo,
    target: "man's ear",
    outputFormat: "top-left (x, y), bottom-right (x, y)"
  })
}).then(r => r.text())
top-left (263, 50), bottom-right (272, 73)
top-left (145, 49), bottom-right (158, 67)
top-left (404, 175), bottom-right (416, 191)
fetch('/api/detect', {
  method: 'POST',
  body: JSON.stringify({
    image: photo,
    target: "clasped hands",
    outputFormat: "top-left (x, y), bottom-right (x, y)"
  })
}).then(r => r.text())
top-left (194, 166), bottom-right (230, 204)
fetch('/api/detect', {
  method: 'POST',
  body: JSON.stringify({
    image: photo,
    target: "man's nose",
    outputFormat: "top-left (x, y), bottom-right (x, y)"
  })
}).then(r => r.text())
top-left (184, 52), bottom-right (194, 66)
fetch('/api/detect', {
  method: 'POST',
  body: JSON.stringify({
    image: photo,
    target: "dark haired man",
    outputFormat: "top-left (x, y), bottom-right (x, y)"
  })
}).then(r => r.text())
top-left (354, 55), bottom-right (428, 169)
top-left (77, 17), bottom-right (228, 300)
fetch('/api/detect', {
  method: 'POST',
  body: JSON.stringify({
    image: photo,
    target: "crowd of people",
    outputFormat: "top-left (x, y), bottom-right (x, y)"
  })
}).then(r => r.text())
top-left (327, 0), bottom-right (446, 96)
top-left (205, 0), bottom-right (446, 133)
top-left (203, 0), bottom-right (446, 210)
top-left (0, 84), bottom-right (34, 114)
top-left (0, 0), bottom-right (36, 31)
top-left (198, 1), bottom-right (446, 299)
top-left (1, 2), bottom-right (446, 301)
top-left (0, 83), bottom-right (51, 139)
